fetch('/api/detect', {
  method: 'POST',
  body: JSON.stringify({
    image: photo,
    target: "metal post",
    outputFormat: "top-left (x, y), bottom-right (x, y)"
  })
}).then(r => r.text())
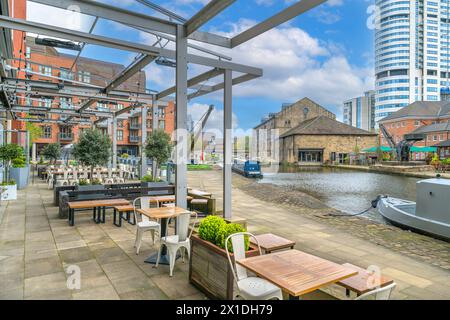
top-left (175, 24), bottom-right (188, 210)
top-left (223, 69), bottom-right (232, 219)
top-left (112, 116), bottom-right (117, 168)
top-left (6, 119), bottom-right (12, 144)
top-left (152, 95), bottom-right (159, 177)
top-left (141, 104), bottom-right (148, 177)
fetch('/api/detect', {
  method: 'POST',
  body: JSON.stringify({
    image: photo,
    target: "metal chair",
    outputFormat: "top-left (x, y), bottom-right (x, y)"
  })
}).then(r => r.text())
top-left (133, 197), bottom-right (160, 255)
top-left (354, 282), bottom-right (396, 300)
top-left (155, 211), bottom-right (198, 277)
top-left (226, 232), bottom-right (283, 300)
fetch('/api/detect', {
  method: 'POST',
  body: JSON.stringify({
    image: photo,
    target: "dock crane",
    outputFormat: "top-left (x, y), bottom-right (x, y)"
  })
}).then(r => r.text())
top-left (379, 123), bottom-right (425, 162)
top-left (190, 105), bottom-right (214, 164)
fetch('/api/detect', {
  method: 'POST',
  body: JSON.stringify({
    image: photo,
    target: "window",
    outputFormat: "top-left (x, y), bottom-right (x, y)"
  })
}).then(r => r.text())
top-left (60, 97), bottom-right (73, 109)
top-left (39, 98), bottom-right (52, 108)
top-left (117, 120), bottom-right (124, 128)
top-left (159, 120), bottom-right (165, 130)
top-left (158, 107), bottom-right (165, 118)
top-left (117, 130), bottom-right (123, 141)
top-left (117, 103), bottom-right (124, 110)
top-left (60, 68), bottom-right (74, 80)
top-left (415, 120), bottom-right (420, 126)
top-left (401, 122), bottom-right (406, 127)
top-left (78, 71), bottom-right (91, 83)
top-left (25, 47), bottom-right (31, 59)
top-left (97, 102), bottom-right (109, 112)
top-left (42, 126), bottom-right (52, 139)
top-left (39, 65), bottom-right (52, 76)
top-left (433, 135), bottom-right (437, 141)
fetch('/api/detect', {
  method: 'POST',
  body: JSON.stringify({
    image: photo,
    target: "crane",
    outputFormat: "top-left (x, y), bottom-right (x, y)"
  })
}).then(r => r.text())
top-left (190, 105), bottom-right (214, 164)
top-left (379, 123), bottom-right (425, 162)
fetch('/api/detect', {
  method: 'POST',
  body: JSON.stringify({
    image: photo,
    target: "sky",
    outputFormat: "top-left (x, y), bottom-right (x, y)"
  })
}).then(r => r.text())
top-left (26, 0), bottom-right (376, 134)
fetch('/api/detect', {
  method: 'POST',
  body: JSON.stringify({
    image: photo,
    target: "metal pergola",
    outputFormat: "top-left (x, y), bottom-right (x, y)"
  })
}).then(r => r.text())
top-left (0, 0), bottom-right (327, 218)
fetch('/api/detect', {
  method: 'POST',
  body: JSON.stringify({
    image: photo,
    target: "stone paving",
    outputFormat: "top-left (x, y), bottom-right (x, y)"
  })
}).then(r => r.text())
top-left (0, 180), bottom-right (206, 300)
top-left (187, 170), bottom-right (450, 300)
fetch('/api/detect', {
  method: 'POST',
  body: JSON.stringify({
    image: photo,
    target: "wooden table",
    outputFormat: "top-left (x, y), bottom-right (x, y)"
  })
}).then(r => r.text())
top-left (149, 195), bottom-right (193, 206)
top-left (237, 250), bottom-right (358, 300)
top-left (337, 263), bottom-right (395, 297)
top-left (250, 233), bottom-right (296, 254)
top-left (137, 206), bottom-right (191, 265)
top-left (67, 199), bottom-right (130, 226)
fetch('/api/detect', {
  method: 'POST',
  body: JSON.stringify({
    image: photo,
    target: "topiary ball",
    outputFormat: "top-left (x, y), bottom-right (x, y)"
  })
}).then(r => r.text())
top-left (198, 215), bottom-right (226, 244)
top-left (216, 223), bottom-right (249, 253)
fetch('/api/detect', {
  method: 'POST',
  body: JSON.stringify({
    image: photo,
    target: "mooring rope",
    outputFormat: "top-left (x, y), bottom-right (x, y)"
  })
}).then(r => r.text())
top-left (325, 195), bottom-right (385, 217)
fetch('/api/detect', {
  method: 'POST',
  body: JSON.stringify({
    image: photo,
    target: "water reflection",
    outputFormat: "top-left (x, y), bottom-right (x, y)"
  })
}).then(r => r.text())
top-left (259, 167), bottom-right (420, 223)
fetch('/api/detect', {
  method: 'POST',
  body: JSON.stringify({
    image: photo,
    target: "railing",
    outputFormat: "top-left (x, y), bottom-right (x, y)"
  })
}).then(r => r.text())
top-left (58, 133), bottom-right (74, 141)
top-left (129, 122), bottom-right (140, 130)
top-left (129, 136), bottom-right (140, 143)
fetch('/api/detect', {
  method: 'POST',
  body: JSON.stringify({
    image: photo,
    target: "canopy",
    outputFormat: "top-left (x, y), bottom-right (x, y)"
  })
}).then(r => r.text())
top-left (363, 146), bottom-right (393, 153)
top-left (410, 146), bottom-right (437, 153)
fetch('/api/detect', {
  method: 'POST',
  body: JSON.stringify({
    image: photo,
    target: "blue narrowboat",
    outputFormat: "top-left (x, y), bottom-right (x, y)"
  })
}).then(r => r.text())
top-left (232, 159), bottom-right (263, 178)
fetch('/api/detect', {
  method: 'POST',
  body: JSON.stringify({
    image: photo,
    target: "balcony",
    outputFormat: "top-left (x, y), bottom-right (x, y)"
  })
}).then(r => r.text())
top-left (129, 136), bottom-right (140, 143)
top-left (58, 133), bottom-right (74, 141)
top-left (129, 122), bottom-right (140, 130)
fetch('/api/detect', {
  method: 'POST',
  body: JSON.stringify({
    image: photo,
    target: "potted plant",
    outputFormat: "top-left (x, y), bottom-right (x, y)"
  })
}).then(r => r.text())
top-left (145, 129), bottom-right (172, 180)
top-left (72, 129), bottom-right (111, 181)
top-left (41, 143), bottom-right (61, 165)
top-left (10, 155), bottom-right (29, 189)
top-left (0, 144), bottom-right (24, 200)
top-left (189, 216), bottom-right (259, 300)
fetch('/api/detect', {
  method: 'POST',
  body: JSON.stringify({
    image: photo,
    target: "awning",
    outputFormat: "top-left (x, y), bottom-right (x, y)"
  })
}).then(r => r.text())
top-left (363, 146), bottom-right (393, 153)
top-left (410, 146), bottom-right (437, 153)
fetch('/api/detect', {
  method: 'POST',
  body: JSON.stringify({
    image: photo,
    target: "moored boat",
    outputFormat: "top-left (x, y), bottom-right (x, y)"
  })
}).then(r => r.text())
top-left (377, 178), bottom-right (450, 241)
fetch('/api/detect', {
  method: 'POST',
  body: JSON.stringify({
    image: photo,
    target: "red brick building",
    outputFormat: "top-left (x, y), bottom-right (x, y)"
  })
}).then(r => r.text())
top-left (378, 102), bottom-right (450, 150)
top-left (4, 0), bottom-right (175, 157)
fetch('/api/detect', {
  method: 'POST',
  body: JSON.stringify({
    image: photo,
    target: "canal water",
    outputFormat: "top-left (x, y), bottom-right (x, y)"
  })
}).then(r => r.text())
top-left (259, 167), bottom-right (421, 223)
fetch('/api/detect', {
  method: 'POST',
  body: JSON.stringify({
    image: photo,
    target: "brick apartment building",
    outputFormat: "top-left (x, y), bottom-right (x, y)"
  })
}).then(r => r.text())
top-left (4, 0), bottom-right (175, 157)
top-left (378, 101), bottom-right (450, 149)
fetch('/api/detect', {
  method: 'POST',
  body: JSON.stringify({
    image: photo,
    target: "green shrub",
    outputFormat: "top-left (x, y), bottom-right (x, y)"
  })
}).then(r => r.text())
top-left (91, 179), bottom-right (102, 185)
top-left (78, 179), bottom-right (89, 186)
top-left (216, 223), bottom-right (249, 253)
top-left (1, 180), bottom-right (16, 186)
top-left (12, 157), bottom-right (26, 168)
top-left (442, 158), bottom-right (450, 165)
top-left (198, 216), bottom-right (226, 244)
top-left (141, 175), bottom-right (162, 183)
top-left (121, 153), bottom-right (129, 159)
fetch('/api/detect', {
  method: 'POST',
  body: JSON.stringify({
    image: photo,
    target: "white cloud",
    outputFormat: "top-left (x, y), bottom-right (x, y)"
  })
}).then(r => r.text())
top-left (188, 103), bottom-right (239, 138)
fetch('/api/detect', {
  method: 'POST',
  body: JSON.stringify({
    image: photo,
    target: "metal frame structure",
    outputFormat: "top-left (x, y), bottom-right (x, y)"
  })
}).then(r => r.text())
top-left (0, 0), bottom-right (327, 218)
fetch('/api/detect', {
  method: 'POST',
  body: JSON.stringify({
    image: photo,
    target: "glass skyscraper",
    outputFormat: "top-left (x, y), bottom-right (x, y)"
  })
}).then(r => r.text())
top-left (375, 0), bottom-right (450, 124)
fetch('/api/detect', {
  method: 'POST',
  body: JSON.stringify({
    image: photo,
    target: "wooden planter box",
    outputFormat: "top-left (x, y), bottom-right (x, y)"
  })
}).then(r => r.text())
top-left (189, 234), bottom-right (259, 300)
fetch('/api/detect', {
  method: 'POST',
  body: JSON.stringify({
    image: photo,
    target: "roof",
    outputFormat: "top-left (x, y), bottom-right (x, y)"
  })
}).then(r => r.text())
top-left (412, 121), bottom-right (450, 134)
top-left (380, 101), bottom-right (450, 122)
top-left (280, 116), bottom-right (377, 138)
top-left (434, 139), bottom-right (450, 147)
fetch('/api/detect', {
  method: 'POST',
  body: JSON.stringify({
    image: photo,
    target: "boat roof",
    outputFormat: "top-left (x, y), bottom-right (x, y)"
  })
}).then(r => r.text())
top-left (418, 178), bottom-right (450, 186)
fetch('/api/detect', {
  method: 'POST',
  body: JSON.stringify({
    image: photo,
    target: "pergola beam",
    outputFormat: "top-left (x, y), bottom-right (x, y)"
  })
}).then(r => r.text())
top-left (231, 0), bottom-right (327, 48)
top-left (157, 68), bottom-right (223, 100)
top-left (104, 54), bottom-right (156, 94)
top-left (185, 0), bottom-right (235, 36)
top-left (0, 16), bottom-right (261, 75)
top-left (28, 0), bottom-right (232, 48)
top-left (188, 74), bottom-right (259, 100)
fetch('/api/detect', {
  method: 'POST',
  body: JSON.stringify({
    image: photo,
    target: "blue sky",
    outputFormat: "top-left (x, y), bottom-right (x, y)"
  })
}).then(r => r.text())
top-left (27, 0), bottom-right (376, 132)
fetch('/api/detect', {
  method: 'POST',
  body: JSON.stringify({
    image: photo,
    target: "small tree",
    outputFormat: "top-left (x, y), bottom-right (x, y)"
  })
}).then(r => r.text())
top-left (72, 129), bottom-right (111, 179)
top-left (145, 130), bottom-right (172, 177)
top-left (26, 122), bottom-right (43, 144)
top-left (41, 143), bottom-right (61, 164)
top-left (0, 144), bottom-right (24, 183)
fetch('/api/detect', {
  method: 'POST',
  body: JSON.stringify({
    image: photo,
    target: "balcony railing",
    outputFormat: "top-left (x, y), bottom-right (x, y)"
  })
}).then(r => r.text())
top-left (58, 133), bottom-right (74, 141)
top-left (129, 136), bottom-right (140, 143)
top-left (129, 122), bottom-right (140, 130)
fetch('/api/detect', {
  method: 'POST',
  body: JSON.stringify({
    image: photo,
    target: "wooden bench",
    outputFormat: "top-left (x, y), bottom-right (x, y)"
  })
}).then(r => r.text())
top-left (113, 205), bottom-right (136, 227)
top-left (250, 233), bottom-right (296, 254)
top-left (336, 263), bottom-right (395, 297)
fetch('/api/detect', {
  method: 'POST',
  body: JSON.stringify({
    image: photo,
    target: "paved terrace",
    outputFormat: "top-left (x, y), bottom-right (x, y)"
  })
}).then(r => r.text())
top-left (0, 172), bottom-right (449, 300)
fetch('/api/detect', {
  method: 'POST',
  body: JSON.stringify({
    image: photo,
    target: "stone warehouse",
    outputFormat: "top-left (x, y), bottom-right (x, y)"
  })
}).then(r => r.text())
top-left (280, 116), bottom-right (377, 164)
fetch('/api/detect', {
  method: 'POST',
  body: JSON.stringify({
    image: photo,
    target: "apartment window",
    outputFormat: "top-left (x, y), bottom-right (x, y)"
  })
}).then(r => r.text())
top-left (396, 123), bottom-right (400, 128)
top-left (97, 102), bottom-right (109, 112)
top-left (159, 120), bottom-right (165, 130)
top-left (414, 120), bottom-right (420, 126)
top-left (78, 71), bottom-right (91, 83)
top-left (39, 65), bottom-right (52, 76)
top-left (42, 126), bottom-right (52, 139)
top-left (117, 120), bottom-right (124, 128)
top-left (117, 130), bottom-right (123, 141)
top-left (60, 68), bottom-right (74, 80)
top-left (440, 134), bottom-right (444, 141)
top-left (117, 103), bottom-right (124, 110)
top-left (158, 107), bottom-right (165, 118)
top-left (401, 122), bottom-right (406, 127)
top-left (39, 98), bottom-right (52, 108)
top-left (433, 135), bottom-right (437, 141)
top-left (25, 47), bottom-right (31, 59)
top-left (25, 62), bottom-right (32, 72)
top-left (60, 97), bottom-right (73, 109)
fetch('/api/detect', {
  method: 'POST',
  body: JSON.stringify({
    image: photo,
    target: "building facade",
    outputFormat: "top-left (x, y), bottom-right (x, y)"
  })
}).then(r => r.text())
top-left (253, 97), bottom-right (336, 161)
top-left (13, 36), bottom-right (175, 157)
top-left (280, 116), bottom-right (377, 164)
top-left (343, 90), bottom-right (376, 131)
top-left (378, 101), bottom-right (450, 149)
top-left (375, 0), bottom-right (450, 124)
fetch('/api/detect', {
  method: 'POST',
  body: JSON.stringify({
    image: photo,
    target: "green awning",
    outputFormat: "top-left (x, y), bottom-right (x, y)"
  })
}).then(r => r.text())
top-left (363, 146), bottom-right (393, 153)
top-left (410, 146), bottom-right (437, 153)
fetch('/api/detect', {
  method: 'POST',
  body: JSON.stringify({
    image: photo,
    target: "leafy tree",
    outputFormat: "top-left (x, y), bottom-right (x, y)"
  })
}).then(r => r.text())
top-left (145, 130), bottom-right (172, 177)
top-left (0, 144), bottom-right (24, 183)
top-left (73, 129), bottom-right (111, 179)
top-left (41, 143), bottom-right (61, 164)
top-left (26, 122), bottom-right (43, 143)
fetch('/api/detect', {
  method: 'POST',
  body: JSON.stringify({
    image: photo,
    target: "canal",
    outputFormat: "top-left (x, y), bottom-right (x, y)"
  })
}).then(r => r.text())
top-left (259, 167), bottom-right (421, 223)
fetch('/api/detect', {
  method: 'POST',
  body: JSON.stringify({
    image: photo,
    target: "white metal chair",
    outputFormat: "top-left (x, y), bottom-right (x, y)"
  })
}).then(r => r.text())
top-left (354, 282), bottom-right (396, 300)
top-left (55, 170), bottom-right (69, 187)
top-left (133, 197), bottom-right (160, 255)
top-left (155, 211), bottom-right (198, 277)
top-left (226, 232), bottom-right (283, 300)
top-left (68, 170), bottom-right (79, 186)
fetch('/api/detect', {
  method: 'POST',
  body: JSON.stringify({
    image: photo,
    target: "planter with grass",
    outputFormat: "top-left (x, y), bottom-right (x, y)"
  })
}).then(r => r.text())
top-left (1, 180), bottom-right (17, 201)
top-left (189, 216), bottom-right (259, 300)
top-left (10, 156), bottom-right (29, 189)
